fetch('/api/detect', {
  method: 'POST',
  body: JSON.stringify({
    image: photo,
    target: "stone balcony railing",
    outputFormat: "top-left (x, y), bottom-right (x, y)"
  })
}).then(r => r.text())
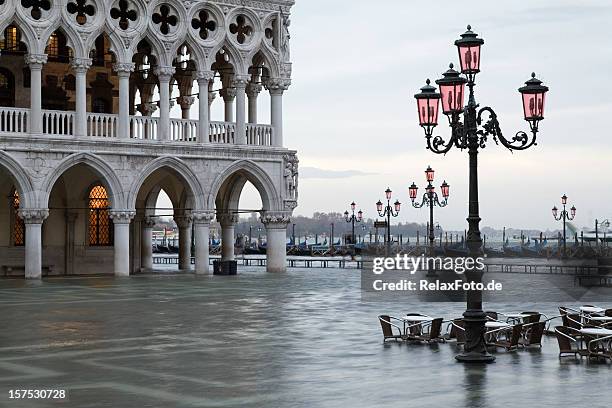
top-left (0, 107), bottom-right (275, 147)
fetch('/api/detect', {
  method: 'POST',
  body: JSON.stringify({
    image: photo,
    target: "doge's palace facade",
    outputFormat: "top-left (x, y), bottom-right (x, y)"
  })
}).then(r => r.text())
top-left (0, 0), bottom-right (297, 278)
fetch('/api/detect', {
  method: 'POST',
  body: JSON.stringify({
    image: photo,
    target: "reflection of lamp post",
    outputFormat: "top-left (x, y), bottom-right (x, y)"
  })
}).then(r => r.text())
top-left (414, 25), bottom-right (549, 363)
top-left (330, 222), bottom-right (335, 250)
top-left (344, 202), bottom-right (363, 245)
top-left (409, 166), bottom-right (450, 276)
top-left (377, 188), bottom-right (401, 256)
top-left (552, 195), bottom-right (576, 257)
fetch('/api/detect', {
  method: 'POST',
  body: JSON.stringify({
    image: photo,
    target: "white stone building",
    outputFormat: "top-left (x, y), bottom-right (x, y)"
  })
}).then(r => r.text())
top-left (0, 0), bottom-right (298, 278)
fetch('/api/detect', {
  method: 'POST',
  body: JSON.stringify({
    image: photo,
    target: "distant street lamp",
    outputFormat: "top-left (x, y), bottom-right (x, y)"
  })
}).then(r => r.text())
top-left (344, 202), bottom-right (363, 245)
top-left (552, 195), bottom-right (576, 256)
top-left (409, 166), bottom-right (449, 276)
top-left (377, 188), bottom-right (401, 255)
top-left (414, 25), bottom-right (549, 363)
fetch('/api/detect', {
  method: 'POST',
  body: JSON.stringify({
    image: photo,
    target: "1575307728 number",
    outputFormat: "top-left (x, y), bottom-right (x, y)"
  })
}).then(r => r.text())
top-left (8, 389), bottom-right (66, 399)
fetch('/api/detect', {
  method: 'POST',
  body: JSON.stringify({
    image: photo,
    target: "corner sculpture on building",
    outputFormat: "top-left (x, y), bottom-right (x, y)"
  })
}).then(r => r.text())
top-left (0, 0), bottom-right (297, 278)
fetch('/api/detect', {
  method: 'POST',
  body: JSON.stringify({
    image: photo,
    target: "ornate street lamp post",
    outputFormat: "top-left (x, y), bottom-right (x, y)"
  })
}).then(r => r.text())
top-left (414, 25), bottom-right (549, 363)
top-left (344, 202), bottom-right (363, 246)
top-left (377, 188), bottom-right (401, 256)
top-left (409, 166), bottom-right (449, 276)
top-left (552, 195), bottom-right (576, 257)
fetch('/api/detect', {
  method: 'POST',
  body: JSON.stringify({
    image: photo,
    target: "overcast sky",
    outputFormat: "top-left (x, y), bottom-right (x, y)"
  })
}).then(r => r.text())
top-left (262, 0), bottom-right (612, 231)
top-left (162, 0), bottom-right (612, 231)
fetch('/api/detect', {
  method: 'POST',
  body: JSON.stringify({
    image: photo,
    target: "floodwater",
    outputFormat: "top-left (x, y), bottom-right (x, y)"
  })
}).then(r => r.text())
top-left (0, 268), bottom-right (611, 408)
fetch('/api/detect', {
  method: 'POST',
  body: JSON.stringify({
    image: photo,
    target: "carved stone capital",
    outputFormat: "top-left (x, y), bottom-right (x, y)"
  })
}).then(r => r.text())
top-left (113, 62), bottom-right (136, 76)
top-left (217, 212), bottom-right (239, 227)
top-left (140, 102), bottom-right (158, 116)
top-left (178, 96), bottom-right (196, 109)
top-left (70, 57), bottom-right (92, 73)
top-left (208, 91), bottom-right (217, 106)
top-left (246, 82), bottom-right (263, 98)
top-left (174, 215), bottom-right (193, 229)
top-left (109, 210), bottom-right (136, 224)
top-left (143, 216), bottom-right (156, 228)
top-left (260, 211), bottom-right (291, 229)
top-left (196, 70), bottom-right (215, 84)
top-left (220, 87), bottom-right (237, 101)
top-left (25, 53), bottom-right (48, 68)
top-left (18, 209), bottom-right (49, 224)
top-left (192, 211), bottom-right (215, 225)
top-left (231, 76), bottom-right (250, 90)
top-left (155, 66), bottom-right (176, 81)
top-left (264, 77), bottom-right (291, 94)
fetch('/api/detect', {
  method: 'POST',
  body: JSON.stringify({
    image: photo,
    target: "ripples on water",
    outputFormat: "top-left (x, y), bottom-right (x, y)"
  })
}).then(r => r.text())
top-left (0, 268), bottom-right (611, 408)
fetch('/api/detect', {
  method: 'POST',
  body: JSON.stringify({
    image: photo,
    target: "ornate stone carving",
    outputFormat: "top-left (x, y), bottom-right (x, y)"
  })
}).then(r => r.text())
top-left (284, 200), bottom-right (298, 211)
top-left (109, 210), bottom-right (136, 224)
top-left (143, 216), bottom-right (156, 228)
top-left (25, 53), bottom-right (48, 67)
top-left (246, 82), bottom-right (263, 98)
top-left (70, 57), bottom-right (92, 73)
top-left (178, 96), bottom-right (196, 109)
top-left (217, 212), bottom-right (239, 226)
top-left (174, 215), bottom-right (193, 229)
top-left (281, 13), bottom-right (291, 62)
top-left (264, 77), bottom-right (291, 94)
top-left (18, 209), bottom-right (49, 224)
top-left (231, 76), bottom-right (249, 89)
top-left (196, 70), bottom-right (215, 84)
top-left (260, 211), bottom-right (291, 228)
top-left (155, 66), bottom-right (176, 81)
top-left (283, 154), bottom-right (299, 200)
top-left (192, 211), bottom-right (215, 225)
top-left (220, 87), bottom-right (237, 101)
top-left (113, 62), bottom-right (135, 77)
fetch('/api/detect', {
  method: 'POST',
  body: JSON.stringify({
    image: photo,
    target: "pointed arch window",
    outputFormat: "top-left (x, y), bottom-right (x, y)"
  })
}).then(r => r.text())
top-left (11, 188), bottom-right (25, 246)
top-left (88, 185), bottom-right (112, 246)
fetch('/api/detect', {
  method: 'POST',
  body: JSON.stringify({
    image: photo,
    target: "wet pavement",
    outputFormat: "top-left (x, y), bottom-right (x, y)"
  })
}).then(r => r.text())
top-left (0, 268), bottom-right (611, 407)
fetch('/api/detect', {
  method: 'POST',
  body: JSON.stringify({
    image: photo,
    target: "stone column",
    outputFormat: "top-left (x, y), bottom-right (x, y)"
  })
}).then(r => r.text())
top-left (177, 96), bottom-right (195, 120)
top-left (113, 63), bottom-right (135, 139)
top-left (218, 213), bottom-right (238, 261)
top-left (197, 71), bottom-right (214, 144)
top-left (233, 77), bottom-right (248, 145)
top-left (110, 210), bottom-right (135, 277)
top-left (208, 81), bottom-right (216, 120)
top-left (265, 79), bottom-right (290, 147)
top-left (141, 216), bottom-right (155, 271)
top-left (25, 54), bottom-right (47, 136)
top-left (261, 212), bottom-right (291, 273)
top-left (155, 66), bottom-right (175, 141)
top-left (65, 212), bottom-right (78, 276)
top-left (71, 58), bottom-right (92, 138)
top-left (246, 82), bottom-right (262, 124)
top-left (220, 87), bottom-right (236, 123)
top-left (193, 212), bottom-right (214, 274)
top-left (18, 209), bottom-right (49, 279)
top-left (175, 215), bottom-right (193, 270)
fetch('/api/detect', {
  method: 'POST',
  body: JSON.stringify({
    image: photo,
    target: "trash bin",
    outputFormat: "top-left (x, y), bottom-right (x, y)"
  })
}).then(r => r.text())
top-left (213, 260), bottom-right (238, 275)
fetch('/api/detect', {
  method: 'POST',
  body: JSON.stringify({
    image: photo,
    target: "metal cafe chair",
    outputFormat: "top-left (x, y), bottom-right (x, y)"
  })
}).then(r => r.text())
top-left (554, 326), bottom-right (589, 359)
top-left (378, 315), bottom-right (405, 342)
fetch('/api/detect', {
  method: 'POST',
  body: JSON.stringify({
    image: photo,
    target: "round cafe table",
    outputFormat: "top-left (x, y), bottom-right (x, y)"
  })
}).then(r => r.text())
top-left (580, 306), bottom-right (605, 314)
top-left (588, 316), bottom-right (612, 322)
top-left (486, 321), bottom-right (511, 329)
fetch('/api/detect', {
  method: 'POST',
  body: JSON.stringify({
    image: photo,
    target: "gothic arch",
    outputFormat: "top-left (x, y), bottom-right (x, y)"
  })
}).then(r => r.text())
top-left (209, 41), bottom-right (246, 76)
top-left (0, 18), bottom-right (37, 54)
top-left (0, 150), bottom-right (34, 208)
top-left (40, 22), bottom-right (85, 59)
top-left (127, 156), bottom-right (206, 211)
top-left (40, 152), bottom-right (125, 209)
top-left (209, 160), bottom-right (281, 212)
top-left (249, 46), bottom-right (280, 79)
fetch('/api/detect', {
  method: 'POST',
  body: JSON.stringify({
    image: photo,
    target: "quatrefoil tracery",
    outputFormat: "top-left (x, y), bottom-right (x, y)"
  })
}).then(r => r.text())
top-left (191, 10), bottom-right (216, 40)
top-left (229, 15), bottom-right (253, 45)
top-left (21, 0), bottom-right (51, 21)
top-left (67, 0), bottom-right (95, 25)
top-left (152, 5), bottom-right (178, 36)
top-left (110, 0), bottom-right (137, 30)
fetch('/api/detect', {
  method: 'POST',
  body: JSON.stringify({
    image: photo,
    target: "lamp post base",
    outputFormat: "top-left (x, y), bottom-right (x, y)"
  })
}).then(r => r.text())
top-left (455, 310), bottom-right (495, 363)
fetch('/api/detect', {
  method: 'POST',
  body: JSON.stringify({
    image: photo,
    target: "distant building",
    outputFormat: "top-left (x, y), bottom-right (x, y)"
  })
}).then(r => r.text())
top-left (0, 0), bottom-right (298, 278)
